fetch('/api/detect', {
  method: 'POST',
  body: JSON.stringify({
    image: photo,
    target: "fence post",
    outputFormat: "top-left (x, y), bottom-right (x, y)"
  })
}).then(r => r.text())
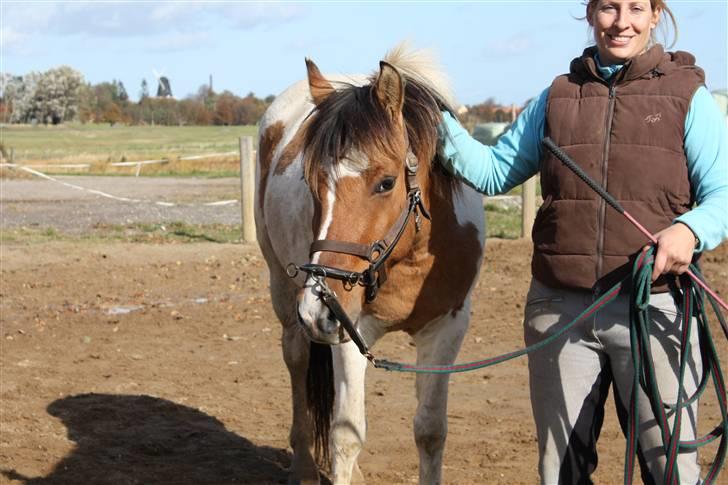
top-left (239, 136), bottom-right (256, 242)
top-left (521, 176), bottom-right (536, 238)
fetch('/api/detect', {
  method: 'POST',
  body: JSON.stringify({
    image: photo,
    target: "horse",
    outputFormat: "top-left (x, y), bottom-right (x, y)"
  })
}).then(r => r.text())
top-left (255, 44), bottom-right (485, 484)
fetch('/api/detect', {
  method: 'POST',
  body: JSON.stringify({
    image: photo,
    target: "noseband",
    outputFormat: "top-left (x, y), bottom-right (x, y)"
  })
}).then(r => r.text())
top-left (287, 150), bottom-right (431, 357)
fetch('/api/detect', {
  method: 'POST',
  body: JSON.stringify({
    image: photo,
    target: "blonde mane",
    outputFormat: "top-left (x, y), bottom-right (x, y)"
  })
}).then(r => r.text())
top-left (383, 41), bottom-right (457, 113)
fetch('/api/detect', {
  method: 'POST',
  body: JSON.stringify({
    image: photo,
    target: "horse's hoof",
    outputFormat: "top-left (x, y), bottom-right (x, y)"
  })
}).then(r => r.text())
top-left (351, 463), bottom-right (365, 484)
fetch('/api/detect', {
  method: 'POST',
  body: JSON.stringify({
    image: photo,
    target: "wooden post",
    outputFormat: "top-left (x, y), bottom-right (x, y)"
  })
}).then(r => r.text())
top-left (522, 177), bottom-right (536, 239)
top-left (515, 103), bottom-right (536, 239)
top-left (239, 136), bottom-right (256, 242)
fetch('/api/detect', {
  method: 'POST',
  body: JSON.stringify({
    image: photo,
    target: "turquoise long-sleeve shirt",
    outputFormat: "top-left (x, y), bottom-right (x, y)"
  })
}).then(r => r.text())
top-left (441, 65), bottom-right (728, 252)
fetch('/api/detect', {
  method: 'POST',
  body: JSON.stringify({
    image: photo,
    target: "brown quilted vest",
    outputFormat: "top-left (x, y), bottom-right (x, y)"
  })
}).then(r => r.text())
top-left (533, 45), bottom-right (705, 292)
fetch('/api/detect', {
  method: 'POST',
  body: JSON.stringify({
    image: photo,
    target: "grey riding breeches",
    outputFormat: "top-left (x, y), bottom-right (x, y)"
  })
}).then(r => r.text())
top-left (523, 278), bottom-right (702, 485)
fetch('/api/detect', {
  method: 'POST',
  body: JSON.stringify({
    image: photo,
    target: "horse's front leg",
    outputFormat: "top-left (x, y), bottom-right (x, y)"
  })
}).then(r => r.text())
top-left (330, 339), bottom-right (369, 484)
top-left (412, 306), bottom-right (470, 485)
top-left (281, 323), bottom-right (320, 484)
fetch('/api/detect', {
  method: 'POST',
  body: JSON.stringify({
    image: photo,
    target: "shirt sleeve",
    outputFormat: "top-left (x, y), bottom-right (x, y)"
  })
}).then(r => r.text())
top-left (674, 87), bottom-right (728, 252)
top-left (439, 87), bottom-right (548, 195)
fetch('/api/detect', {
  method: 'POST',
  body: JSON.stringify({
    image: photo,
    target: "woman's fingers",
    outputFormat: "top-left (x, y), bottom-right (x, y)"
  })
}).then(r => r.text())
top-left (649, 223), bottom-right (697, 281)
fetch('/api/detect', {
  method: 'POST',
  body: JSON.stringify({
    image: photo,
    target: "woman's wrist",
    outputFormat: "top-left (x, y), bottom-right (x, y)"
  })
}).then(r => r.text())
top-left (675, 221), bottom-right (700, 249)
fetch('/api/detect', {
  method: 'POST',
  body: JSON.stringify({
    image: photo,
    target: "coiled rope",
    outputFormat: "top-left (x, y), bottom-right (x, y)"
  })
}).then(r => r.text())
top-left (373, 246), bottom-right (727, 483)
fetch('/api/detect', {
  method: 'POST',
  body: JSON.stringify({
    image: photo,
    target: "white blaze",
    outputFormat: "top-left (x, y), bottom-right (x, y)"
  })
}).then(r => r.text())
top-left (300, 160), bottom-right (368, 338)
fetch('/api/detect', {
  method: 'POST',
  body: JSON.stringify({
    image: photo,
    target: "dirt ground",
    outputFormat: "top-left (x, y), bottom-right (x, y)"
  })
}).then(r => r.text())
top-left (1, 177), bottom-right (727, 484)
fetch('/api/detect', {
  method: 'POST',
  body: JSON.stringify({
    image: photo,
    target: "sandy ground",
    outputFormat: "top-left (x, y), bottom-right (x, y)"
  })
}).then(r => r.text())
top-left (0, 177), bottom-right (242, 234)
top-left (1, 176), bottom-right (727, 484)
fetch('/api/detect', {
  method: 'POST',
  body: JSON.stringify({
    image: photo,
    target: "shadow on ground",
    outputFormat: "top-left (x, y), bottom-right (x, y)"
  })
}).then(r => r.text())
top-left (2, 393), bottom-right (292, 484)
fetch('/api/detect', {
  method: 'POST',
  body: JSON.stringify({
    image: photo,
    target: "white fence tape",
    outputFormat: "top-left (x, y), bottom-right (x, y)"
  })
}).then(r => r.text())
top-left (110, 159), bottom-right (168, 167)
top-left (179, 151), bottom-right (238, 161)
top-left (3, 163), bottom-right (91, 169)
top-left (1, 163), bottom-right (239, 207)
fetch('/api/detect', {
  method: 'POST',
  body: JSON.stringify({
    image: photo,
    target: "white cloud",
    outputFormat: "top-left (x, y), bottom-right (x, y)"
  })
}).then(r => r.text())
top-left (219, 3), bottom-right (307, 29)
top-left (148, 32), bottom-right (212, 53)
top-left (2, 2), bottom-right (307, 38)
top-left (482, 34), bottom-right (532, 59)
top-left (1, 26), bottom-right (31, 57)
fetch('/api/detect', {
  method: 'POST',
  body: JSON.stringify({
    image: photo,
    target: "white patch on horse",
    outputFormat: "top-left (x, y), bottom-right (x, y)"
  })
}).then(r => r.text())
top-left (311, 185), bottom-right (336, 264)
top-left (334, 149), bottom-right (369, 180)
top-left (330, 340), bottom-right (368, 483)
top-left (453, 184), bottom-right (486, 234)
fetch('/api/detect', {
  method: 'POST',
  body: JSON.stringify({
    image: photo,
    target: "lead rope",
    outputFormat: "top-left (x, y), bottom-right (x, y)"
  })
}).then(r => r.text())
top-left (372, 246), bottom-right (727, 484)
top-left (625, 249), bottom-right (728, 485)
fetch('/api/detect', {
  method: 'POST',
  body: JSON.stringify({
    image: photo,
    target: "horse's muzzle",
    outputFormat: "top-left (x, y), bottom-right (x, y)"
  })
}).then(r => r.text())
top-left (296, 306), bottom-right (348, 345)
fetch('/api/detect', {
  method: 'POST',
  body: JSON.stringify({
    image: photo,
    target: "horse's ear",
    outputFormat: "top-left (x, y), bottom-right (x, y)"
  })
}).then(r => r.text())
top-left (306, 58), bottom-right (334, 106)
top-left (374, 61), bottom-right (405, 121)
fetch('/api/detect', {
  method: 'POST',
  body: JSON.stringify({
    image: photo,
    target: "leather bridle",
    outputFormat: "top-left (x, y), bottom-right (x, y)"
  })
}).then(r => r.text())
top-left (286, 149), bottom-right (430, 358)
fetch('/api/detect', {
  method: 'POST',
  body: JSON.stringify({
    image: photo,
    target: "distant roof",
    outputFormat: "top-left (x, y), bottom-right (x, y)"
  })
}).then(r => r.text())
top-left (712, 89), bottom-right (728, 116)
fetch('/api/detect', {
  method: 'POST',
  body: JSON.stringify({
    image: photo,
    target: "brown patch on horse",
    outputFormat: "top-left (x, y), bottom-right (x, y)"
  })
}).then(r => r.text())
top-left (366, 177), bottom-right (482, 332)
top-left (274, 120), bottom-right (310, 177)
top-left (258, 121), bottom-right (284, 210)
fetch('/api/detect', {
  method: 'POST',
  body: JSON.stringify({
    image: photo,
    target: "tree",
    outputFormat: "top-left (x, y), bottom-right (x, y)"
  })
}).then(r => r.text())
top-left (101, 102), bottom-right (123, 125)
top-left (139, 79), bottom-right (149, 101)
top-left (38, 66), bottom-right (84, 124)
top-left (0, 66), bottom-right (84, 124)
top-left (179, 98), bottom-right (212, 125)
top-left (235, 93), bottom-right (267, 125)
top-left (7, 71), bottom-right (41, 123)
top-left (214, 91), bottom-right (236, 125)
top-left (193, 83), bottom-right (216, 111)
top-left (117, 81), bottom-right (129, 102)
top-left (76, 83), bottom-right (95, 123)
top-left (0, 73), bottom-right (22, 123)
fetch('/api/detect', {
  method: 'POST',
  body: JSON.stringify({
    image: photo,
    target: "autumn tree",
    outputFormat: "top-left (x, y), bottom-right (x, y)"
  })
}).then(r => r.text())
top-left (214, 91), bottom-right (237, 125)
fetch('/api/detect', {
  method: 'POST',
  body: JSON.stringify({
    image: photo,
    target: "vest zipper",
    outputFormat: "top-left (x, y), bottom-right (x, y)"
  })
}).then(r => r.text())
top-left (594, 81), bottom-right (618, 296)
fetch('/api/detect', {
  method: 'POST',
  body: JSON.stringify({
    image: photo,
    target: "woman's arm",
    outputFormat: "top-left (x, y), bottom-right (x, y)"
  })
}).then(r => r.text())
top-left (439, 88), bottom-right (548, 195)
top-left (651, 87), bottom-right (728, 280)
top-left (675, 86), bottom-right (728, 252)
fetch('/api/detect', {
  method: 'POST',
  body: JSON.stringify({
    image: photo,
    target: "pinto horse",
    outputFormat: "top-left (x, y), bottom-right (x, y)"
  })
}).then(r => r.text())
top-left (255, 45), bottom-right (485, 484)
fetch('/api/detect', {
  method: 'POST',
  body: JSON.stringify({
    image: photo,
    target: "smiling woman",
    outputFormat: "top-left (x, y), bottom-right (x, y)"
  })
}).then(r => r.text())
top-left (586, 0), bottom-right (677, 64)
top-left (438, 0), bottom-right (728, 483)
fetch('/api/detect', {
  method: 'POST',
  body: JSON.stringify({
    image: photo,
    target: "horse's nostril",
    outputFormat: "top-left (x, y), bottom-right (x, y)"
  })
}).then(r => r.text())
top-left (317, 311), bottom-right (339, 335)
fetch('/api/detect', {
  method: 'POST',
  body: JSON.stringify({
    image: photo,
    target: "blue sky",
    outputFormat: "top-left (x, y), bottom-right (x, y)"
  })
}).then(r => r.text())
top-left (2, 1), bottom-right (726, 106)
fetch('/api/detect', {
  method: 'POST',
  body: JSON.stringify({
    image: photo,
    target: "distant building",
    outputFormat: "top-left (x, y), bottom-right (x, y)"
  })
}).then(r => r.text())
top-left (156, 76), bottom-right (173, 98)
top-left (472, 122), bottom-right (510, 146)
top-left (712, 89), bottom-right (727, 120)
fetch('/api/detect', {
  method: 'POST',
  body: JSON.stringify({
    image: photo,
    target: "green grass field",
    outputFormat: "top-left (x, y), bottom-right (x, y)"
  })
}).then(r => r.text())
top-left (0, 123), bottom-right (524, 239)
top-left (0, 123), bottom-right (258, 164)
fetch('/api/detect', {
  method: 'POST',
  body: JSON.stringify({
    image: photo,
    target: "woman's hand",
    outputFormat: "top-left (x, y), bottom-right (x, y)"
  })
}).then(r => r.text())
top-left (647, 223), bottom-right (698, 281)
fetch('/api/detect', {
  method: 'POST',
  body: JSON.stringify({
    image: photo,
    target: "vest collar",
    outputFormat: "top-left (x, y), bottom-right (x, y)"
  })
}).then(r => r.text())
top-left (574, 45), bottom-right (666, 84)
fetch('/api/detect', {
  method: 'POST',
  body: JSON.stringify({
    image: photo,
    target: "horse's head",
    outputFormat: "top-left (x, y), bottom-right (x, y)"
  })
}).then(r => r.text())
top-left (295, 56), bottom-right (446, 346)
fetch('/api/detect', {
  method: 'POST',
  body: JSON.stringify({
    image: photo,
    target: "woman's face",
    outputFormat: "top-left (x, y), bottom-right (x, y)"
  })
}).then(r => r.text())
top-left (589, 0), bottom-right (661, 65)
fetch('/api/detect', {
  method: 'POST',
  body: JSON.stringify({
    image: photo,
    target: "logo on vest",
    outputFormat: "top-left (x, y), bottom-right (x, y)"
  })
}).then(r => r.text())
top-left (644, 112), bottom-right (662, 124)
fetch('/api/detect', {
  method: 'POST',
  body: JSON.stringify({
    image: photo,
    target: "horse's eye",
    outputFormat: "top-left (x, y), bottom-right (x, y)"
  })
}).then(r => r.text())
top-left (375, 176), bottom-right (396, 194)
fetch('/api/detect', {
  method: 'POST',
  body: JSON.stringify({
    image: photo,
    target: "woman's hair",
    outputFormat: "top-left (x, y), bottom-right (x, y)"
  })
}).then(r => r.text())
top-left (583, 0), bottom-right (679, 49)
